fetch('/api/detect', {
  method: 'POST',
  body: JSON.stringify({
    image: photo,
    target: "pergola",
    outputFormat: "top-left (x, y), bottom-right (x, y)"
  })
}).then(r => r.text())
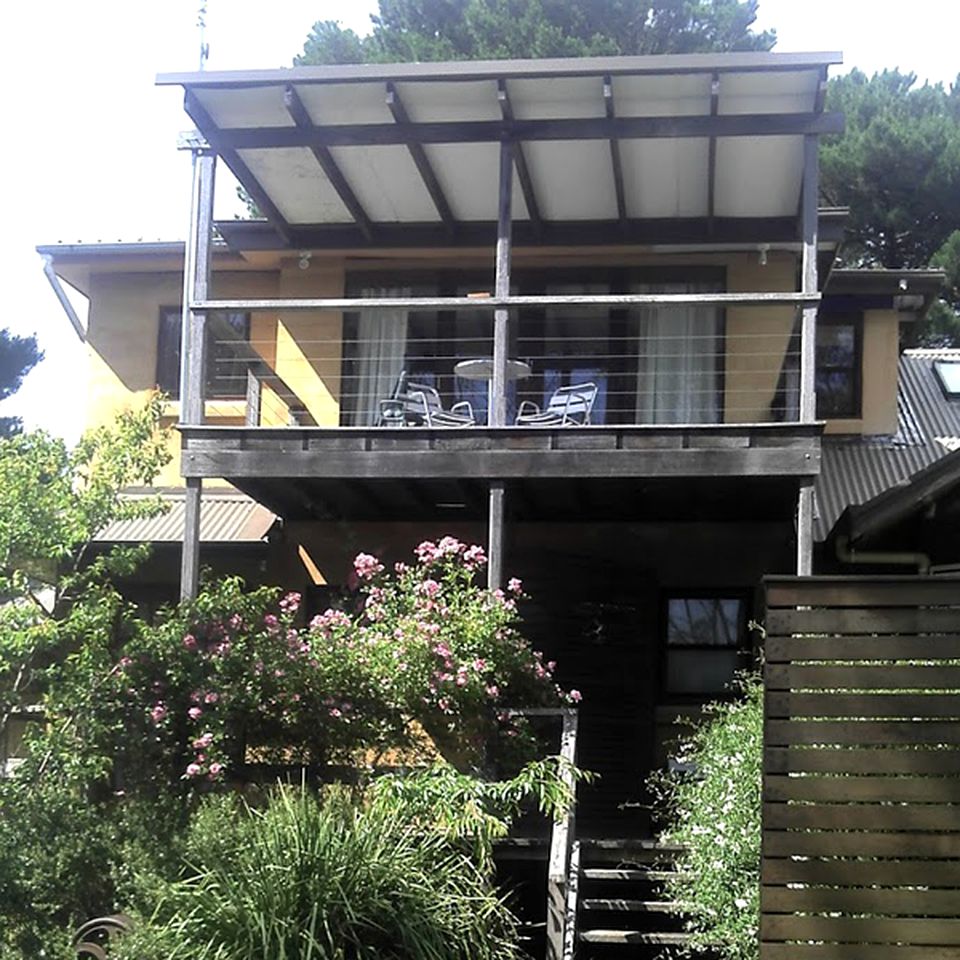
top-left (158, 50), bottom-right (842, 598)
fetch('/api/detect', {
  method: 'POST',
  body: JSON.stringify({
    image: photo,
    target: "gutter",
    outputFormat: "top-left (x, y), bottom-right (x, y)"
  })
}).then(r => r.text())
top-left (835, 534), bottom-right (931, 575)
top-left (40, 256), bottom-right (86, 342)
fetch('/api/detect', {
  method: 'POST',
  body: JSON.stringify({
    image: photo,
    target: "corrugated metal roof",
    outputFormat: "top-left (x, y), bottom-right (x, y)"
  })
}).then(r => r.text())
top-left (815, 349), bottom-right (960, 541)
top-left (96, 490), bottom-right (276, 543)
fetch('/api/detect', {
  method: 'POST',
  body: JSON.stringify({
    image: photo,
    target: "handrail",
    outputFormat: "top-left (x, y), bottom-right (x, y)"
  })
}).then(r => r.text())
top-left (507, 706), bottom-right (580, 960)
top-left (192, 291), bottom-right (820, 312)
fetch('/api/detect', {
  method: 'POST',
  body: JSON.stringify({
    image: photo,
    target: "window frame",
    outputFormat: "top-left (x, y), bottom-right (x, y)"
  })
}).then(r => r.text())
top-left (660, 590), bottom-right (752, 699)
top-left (156, 307), bottom-right (251, 401)
top-left (815, 314), bottom-right (863, 419)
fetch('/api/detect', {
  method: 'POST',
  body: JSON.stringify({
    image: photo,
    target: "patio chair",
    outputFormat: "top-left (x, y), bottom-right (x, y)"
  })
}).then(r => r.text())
top-left (515, 382), bottom-right (597, 427)
top-left (407, 382), bottom-right (476, 426)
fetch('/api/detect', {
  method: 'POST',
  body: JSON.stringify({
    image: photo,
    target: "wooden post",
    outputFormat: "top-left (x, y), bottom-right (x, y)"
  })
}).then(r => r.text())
top-left (796, 134), bottom-right (818, 576)
top-left (179, 150), bottom-right (216, 601)
top-left (487, 140), bottom-right (513, 590)
top-left (488, 481), bottom-right (505, 591)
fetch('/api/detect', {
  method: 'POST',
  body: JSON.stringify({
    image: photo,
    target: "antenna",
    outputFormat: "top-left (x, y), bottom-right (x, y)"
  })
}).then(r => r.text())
top-left (197, 2), bottom-right (210, 71)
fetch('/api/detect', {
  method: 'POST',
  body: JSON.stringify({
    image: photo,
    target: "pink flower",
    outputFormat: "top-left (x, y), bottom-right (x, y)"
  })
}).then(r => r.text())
top-left (118, 656), bottom-right (133, 669)
top-left (473, 658), bottom-right (487, 672)
top-left (263, 614), bottom-right (279, 633)
top-left (568, 689), bottom-right (582, 703)
top-left (204, 691), bottom-right (219, 704)
top-left (415, 540), bottom-right (441, 563)
top-left (438, 536), bottom-right (464, 556)
top-left (185, 763), bottom-right (203, 778)
top-left (486, 684), bottom-right (500, 698)
top-left (463, 544), bottom-right (487, 568)
top-left (193, 732), bottom-right (214, 749)
top-left (188, 706), bottom-right (203, 721)
top-left (279, 591), bottom-right (301, 612)
top-left (394, 561), bottom-right (409, 574)
top-left (434, 642), bottom-right (452, 659)
top-left (329, 707), bottom-right (342, 718)
top-left (182, 634), bottom-right (198, 651)
top-left (418, 579), bottom-right (441, 599)
top-left (228, 614), bottom-right (242, 629)
top-left (507, 577), bottom-right (523, 595)
top-left (149, 703), bottom-right (167, 724)
top-left (208, 762), bottom-right (223, 778)
top-left (353, 553), bottom-right (384, 580)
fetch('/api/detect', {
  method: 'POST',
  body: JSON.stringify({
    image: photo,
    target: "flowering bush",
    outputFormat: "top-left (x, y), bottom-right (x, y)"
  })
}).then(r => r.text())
top-left (100, 537), bottom-right (577, 786)
top-left (649, 677), bottom-right (762, 960)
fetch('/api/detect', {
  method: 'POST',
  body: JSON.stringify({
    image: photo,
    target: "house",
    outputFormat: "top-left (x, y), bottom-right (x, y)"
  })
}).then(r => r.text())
top-left (36, 49), bottom-right (946, 953)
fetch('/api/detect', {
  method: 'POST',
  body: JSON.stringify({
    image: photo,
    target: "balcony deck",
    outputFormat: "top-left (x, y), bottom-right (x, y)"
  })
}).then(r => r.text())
top-left (180, 421), bottom-right (820, 522)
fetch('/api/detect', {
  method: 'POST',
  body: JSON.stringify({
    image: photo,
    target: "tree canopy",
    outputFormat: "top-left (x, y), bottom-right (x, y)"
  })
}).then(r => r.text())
top-left (0, 330), bottom-right (41, 439)
top-left (296, 0), bottom-right (775, 65)
top-left (822, 69), bottom-right (960, 345)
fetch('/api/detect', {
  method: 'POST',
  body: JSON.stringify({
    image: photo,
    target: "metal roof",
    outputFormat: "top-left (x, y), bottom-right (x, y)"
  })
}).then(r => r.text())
top-left (158, 52), bottom-right (842, 251)
top-left (95, 489), bottom-right (276, 543)
top-left (815, 349), bottom-right (960, 541)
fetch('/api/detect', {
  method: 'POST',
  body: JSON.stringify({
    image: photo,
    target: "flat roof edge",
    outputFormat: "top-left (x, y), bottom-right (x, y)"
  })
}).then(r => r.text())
top-left (157, 51), bottom-right (843, 88)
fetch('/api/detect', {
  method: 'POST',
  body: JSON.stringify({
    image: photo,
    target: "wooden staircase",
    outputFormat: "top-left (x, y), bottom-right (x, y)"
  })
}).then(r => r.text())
top-left (571, 838), bottom-right (693, 959)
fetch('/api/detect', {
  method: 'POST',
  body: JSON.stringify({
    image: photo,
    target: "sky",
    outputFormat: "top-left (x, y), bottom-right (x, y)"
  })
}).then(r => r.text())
top-left (1, 0), bottom-right (957, 443)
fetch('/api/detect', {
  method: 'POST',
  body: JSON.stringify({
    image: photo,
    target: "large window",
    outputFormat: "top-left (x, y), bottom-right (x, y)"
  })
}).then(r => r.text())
top-left (664, 595), bottom-right (748, 695)
top-left (156, 308), bottom-right (251, 400)
top-left (815, 318), bottom-right (861, 418)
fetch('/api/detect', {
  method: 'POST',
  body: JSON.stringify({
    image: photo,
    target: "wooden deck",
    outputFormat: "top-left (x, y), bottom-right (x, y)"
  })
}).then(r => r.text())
top-left (180, 422), bottom-right (822, 482)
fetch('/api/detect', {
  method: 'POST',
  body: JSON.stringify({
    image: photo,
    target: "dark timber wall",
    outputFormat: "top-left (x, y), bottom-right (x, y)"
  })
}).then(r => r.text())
top-left (762, 576), bottom-right (960, 960)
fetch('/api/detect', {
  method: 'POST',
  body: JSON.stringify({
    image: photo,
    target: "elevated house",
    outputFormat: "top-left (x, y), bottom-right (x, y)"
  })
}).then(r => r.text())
top-left (37, 50), bottom-right (946, 954)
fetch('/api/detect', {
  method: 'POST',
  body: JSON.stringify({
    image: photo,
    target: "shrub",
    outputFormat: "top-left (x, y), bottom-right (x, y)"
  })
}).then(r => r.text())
top-left (649, 676), bottom-right (762, 960)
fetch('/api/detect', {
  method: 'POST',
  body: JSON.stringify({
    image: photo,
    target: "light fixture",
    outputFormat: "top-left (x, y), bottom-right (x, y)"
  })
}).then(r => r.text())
top-left (298, 251), bottom-right (312, 270)
top-left (758, 244), bottom-right (769, 267)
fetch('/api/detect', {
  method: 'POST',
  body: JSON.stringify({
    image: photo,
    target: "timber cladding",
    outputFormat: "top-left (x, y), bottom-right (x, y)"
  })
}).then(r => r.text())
top-left (761, 576), bottom-right (960, 960)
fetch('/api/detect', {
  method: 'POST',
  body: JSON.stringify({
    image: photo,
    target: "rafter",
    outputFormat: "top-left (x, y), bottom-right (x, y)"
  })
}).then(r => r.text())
top-left (497, 79), bottom-right (542, 236)
top-left (385, 81), bottom-right (455, 232)
top-left (183, 91), bottom-right (294, 246)
top-left (213, 111), bottom-right (845, 150)
top-left (283, 85), bottom-right (374, 243)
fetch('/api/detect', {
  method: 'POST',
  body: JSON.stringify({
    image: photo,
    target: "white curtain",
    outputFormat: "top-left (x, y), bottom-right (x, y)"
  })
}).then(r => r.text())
top-left (634, 282), bottom-right (720, 425)
top-left (350, 287), bottom-right (411, 426)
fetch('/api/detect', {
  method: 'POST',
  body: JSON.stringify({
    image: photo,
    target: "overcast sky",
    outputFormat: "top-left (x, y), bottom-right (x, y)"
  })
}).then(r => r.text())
top-left (2, 0), bottom-right (956, 443)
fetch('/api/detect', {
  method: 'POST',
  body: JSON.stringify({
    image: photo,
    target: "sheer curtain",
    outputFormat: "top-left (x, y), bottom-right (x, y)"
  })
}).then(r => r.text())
top-left (350, 287), bottom-right (411, 426)
top-left (634, 282), bottom-right (720, 425)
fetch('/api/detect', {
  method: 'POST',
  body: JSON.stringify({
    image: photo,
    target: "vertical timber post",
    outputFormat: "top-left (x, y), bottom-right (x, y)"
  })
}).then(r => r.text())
top-left (180, 149), bottom-right (216, 601)
top-left (488, 140), bottom-right (513, 590)
top-left (796, 134), bottom-right (818, 576)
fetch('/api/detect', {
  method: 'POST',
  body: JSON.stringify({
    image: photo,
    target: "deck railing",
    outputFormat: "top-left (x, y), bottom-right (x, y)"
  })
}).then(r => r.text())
top-left (195, 293), bottom-right (815, 430)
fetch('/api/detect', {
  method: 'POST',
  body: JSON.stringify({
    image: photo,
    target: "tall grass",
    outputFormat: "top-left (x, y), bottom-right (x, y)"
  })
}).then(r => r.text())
top-left (121, 784), bottom-right (523, 960)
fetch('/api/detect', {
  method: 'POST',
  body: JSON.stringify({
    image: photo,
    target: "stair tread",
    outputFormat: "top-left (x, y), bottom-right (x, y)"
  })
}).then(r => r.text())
top-left (580, 838), bottom-right (684, 851)
top-left (582, 898), bottom-right (683, 913)
top-left (579, 930), bottom-right (692, 945)
top-left (582, 868), bottom-right (682, 881)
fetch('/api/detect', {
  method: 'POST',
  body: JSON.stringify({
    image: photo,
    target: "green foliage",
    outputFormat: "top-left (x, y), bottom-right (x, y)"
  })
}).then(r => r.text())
top-left (0, 328), bottom-right (42, 438)
top-left (822, 70), bottom-right (960, 345)
top-left (295, 0), bottom-right (774, 65)
top-left (117, 765), bottom-right (584, 960)
top-left (650, 677), bottom-right (762, 960)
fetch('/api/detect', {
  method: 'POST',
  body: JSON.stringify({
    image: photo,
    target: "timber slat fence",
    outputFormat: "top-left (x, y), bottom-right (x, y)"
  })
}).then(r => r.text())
top-left (761, 576), bottom-right (960, 960)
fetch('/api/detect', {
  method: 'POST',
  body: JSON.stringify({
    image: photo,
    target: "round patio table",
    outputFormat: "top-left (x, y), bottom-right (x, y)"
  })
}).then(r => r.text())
top-left (453, 358), bottom-right (532, 424)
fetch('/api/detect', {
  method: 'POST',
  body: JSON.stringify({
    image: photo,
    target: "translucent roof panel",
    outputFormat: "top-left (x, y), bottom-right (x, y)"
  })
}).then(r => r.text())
top-left (934, 361), bottom-right (960, 398)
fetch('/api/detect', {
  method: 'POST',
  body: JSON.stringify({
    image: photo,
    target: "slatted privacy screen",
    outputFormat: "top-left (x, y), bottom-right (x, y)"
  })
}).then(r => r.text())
top-left (762, 577), bottom-right (960, 960)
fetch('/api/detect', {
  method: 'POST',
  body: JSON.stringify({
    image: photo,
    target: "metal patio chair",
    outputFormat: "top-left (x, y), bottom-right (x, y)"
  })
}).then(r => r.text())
top-left (515, 382), bottom-right (597, 426)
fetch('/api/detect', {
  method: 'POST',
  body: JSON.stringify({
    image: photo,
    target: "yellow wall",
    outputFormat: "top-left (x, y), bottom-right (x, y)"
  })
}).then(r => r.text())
top-left (824, 309), bottom-right (899, 436)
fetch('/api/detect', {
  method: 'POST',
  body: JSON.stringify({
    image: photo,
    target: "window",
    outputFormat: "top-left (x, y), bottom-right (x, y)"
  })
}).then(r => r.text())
top-left (664, 595), bottom-right (747, 695)
top-left (156, 308), bottom-right (251, 400)
top-left (934, 360), bottom-right (960, 399)
top-left (815, 318), bottom-right (861, 418)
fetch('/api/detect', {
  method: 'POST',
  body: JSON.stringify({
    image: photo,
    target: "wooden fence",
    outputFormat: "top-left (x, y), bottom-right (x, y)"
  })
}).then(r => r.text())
top-left (762, 576), bottom-right (960, 960)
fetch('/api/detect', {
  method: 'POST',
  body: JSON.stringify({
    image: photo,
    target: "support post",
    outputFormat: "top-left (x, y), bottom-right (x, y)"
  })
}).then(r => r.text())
top-left (796, 134), bottom-right (819, 575)
top-left (487, 141), bottom-right (513, 591)
top-left (488, 480), bottom-right (505, 591)
top-left (179, 149), bottom-right (216, 601)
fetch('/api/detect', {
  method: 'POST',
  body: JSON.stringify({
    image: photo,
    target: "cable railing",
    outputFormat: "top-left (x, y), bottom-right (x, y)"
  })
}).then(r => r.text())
top-left (195, 310), bottom-right (805, 429)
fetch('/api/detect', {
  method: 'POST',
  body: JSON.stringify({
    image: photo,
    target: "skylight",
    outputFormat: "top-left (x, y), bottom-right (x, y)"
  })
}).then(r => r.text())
top-left (934, 361), bottom-right (960, 398)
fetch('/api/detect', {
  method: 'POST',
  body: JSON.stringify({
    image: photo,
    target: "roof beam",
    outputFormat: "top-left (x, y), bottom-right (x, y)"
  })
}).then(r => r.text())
top-left (385, 81), bottom-right (456, 233)
top-left (603, 76), bottom-right (627, 231)
top-left (183, 91), bottom-right (294, 246)
top-left (497, 79), bottom-right (542, 237)
top-left (707, 72), bottom-right (720, 234)
top-left (283, 85), bottom-right (374, 243)
top-left (214, 111), bottom-right (845, 150)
